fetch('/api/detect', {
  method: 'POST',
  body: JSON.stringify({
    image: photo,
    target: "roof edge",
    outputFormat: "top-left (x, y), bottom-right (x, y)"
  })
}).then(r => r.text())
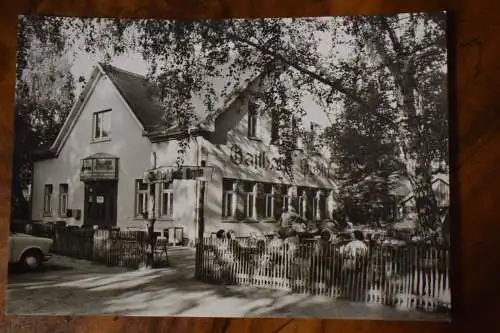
top-left (32, 147), bottom-right (58, 161)
top-left (196, 60), bottom-right (289, 132)
top-left (45, 66), bottom-right (103, 157)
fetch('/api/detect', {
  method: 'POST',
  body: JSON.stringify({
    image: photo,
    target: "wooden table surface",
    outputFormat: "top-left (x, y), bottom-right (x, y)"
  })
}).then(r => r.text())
top-left (0, 0), bottom-right (499, 332)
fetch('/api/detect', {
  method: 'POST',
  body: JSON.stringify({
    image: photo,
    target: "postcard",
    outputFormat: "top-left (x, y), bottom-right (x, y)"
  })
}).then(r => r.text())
top-left (7, 12), bottom-right (450, 320)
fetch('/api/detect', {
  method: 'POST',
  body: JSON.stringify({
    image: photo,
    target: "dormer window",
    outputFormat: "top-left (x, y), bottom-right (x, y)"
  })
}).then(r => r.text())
top-left (248, 102), bottom-right (258, 139)
top-left (92, 109), bottom-right (111, 141)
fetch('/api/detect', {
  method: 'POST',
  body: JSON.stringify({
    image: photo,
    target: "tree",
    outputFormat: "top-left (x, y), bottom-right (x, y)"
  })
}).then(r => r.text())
top-left (16, 13), bottom-right (448, 233)
top-left (12, 16), bottom-right (75, 219)
top-left (337, 14), bottom-right (448, 232)
top-left (92, 15), bottom-right (447, 232)
top-left (326, 80), bottom-right (403, 227)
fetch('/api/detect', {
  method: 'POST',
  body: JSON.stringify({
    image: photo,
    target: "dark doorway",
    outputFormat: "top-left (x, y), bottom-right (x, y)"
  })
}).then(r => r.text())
top-left (84, 180), bottom-right (118, 227)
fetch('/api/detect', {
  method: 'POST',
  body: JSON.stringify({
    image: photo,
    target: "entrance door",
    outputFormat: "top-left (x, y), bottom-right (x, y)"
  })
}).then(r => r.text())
top-left (84, 181), bottom-right (118, 227)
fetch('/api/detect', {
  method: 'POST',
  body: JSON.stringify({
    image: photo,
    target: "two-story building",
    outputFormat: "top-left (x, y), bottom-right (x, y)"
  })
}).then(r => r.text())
top-left (31, 63), bottom-right (336, 245)
top-left (397, 174), bottom-right (450, 218)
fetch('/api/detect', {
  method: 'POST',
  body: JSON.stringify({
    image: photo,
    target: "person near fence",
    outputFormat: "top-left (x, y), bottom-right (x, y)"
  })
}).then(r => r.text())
top-left (280, 206), bottom-right (299, 229)
top-left (340, 230), bottom-right (369, 300)
top-left (341, 230), bottom-right (368, 257)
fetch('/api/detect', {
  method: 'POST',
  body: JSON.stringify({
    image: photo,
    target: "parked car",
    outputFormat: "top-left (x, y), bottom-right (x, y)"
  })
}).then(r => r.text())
top-left (8, 231), bottom-right (54, 270)
top-left (10, 219), bottom-right (53, 238)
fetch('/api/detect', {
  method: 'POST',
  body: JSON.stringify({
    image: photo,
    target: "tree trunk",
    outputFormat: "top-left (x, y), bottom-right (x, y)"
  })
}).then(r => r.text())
top-left (406, 163), bottom-right (439, 233)
top-left (389, 52), bottom-right (440, 234)
top-left (10, 173), bottom-right (31, 220)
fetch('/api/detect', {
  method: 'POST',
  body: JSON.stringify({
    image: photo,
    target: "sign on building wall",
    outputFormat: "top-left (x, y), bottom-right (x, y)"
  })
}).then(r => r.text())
top-left (80, 157), bottom-right (118, 181)
top-left (229, 143), bottom-right (331, 178)
top-left (143, 165), bottom-right (208, 183)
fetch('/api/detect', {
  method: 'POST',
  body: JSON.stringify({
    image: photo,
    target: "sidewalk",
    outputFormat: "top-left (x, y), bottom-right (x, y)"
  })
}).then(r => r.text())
top-left (7, 249), bottom-right (448, 321)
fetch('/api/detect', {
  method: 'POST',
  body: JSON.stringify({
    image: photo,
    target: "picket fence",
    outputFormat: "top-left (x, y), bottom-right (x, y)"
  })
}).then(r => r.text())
top-left (50, 227), bottom-right (169, 269)
top-left (196, 237), bottom-right (451, 314)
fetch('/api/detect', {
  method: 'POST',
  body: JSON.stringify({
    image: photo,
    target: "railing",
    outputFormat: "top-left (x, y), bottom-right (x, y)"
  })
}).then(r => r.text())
top-left (196, 237), bottom-right (451, 314)
top-left (49, 227), bottom-right (169, 269)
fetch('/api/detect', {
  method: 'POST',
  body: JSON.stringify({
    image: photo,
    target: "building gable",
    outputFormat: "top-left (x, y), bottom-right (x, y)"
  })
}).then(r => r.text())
top-left (399, 176), bottom-right (450, 206)
top-left (146, 61), bottom-right (287, 142)
top-left (33, 66), bottom-right (102, 159)
top-left (35, 61), bottom-right (293, 158)
top-left (204, 75), bottom-right (273, 145)
top-left (33, 63), bottom-right (172, 160)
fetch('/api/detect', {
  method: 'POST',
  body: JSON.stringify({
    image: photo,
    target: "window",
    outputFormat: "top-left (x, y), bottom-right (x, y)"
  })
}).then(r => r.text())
top-left (243, 182), bottom-right (255, 218)
top-left (43, 184), bottom-right (53, 216)
top-left (312, 195), bottom-right (319, 220)
top-left (248, 102), bottom-right (258, 138)
top-left (59, 184), bottom-right (68, 217)
top-left (304, 122), bottom-right (319, 152)
top-left (283, 195), bottom-right (290, 210)
top-left (160, 181), bottom-right (174, 218)
top-left (264, 184), bottom-right (274, 219)
top-left (297, 188), bottom-right (312, 219)
top-left (222, 179), bottom-right (234, 218)
top-left (92, 109), bottom-right (111, 141)
top-left (298, 194), bottom-right (305, 218)
top-left (135, 179), bottom-right (149, 217)
top-left (311, 189), bottom-right (327, 220)
top-left (280, 185), bottom-right (290, 211)
top-left (320, 190), bottom-right (328, 219)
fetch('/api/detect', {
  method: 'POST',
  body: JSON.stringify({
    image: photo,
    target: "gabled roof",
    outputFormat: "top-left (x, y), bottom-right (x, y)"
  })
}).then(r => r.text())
top-left (33, 61), bottom-right (282, 159)
top-left (32, 66), bottom-right (103, 160)
top-left (146, 61), bottom-right (288, 141)
top-left (398, 174), bottom-right (450, 205)
top-left (33, 63), bottom-right (171, 160)
top-left (98, 63), bottom-right (168, 131)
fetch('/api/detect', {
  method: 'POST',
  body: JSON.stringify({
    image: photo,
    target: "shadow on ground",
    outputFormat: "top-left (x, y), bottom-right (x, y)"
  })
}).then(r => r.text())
top-left (8, 263), bottom-right (75, 275)
top-left (6, 249), bottom-right (449, 321)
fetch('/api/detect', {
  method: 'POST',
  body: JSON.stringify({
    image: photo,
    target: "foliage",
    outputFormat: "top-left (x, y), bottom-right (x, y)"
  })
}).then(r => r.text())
top-left (14, 14), bottom-right (448, 233)
top-left (12, 16), bottom-right (75, 219)
top-left (337, 13), bottom-right (448, 231)
top-left (326, 80), bottom-right (403, 226)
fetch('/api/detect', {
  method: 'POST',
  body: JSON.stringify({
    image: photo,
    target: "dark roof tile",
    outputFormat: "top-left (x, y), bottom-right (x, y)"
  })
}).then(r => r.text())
top-left (99, 63), bottom-right (168, 131)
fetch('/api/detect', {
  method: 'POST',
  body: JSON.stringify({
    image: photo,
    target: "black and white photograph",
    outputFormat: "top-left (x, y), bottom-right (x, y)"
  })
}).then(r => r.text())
top-left (7, 12), bottom-right (450, 320)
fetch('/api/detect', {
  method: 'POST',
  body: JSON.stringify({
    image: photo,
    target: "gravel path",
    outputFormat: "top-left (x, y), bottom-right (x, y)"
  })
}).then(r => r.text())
top-left (6, 250), bottom-right (449, 321)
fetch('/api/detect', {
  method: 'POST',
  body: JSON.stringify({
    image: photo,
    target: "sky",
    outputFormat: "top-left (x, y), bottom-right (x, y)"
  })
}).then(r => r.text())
top-left (35, 13), bottom-right (445, 130)
top-left (69, 50), bottom-right (332, 127)
top-left (65, 17), bottom-right (346, 129)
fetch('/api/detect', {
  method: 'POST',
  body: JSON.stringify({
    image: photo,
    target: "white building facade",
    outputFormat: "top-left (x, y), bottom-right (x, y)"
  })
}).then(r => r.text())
top-left (31, 63), bottom-right (336, 245)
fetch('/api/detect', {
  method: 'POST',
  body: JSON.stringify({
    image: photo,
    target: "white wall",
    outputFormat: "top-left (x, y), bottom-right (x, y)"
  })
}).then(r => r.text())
top-left (199, 83), bottom-right (336, 236)
top-left (146, 90), bottom-right (338, 240)
top-left (32, 73), bottom-right (153, 228)
top-left (151, 140), bottom-right (199, 240)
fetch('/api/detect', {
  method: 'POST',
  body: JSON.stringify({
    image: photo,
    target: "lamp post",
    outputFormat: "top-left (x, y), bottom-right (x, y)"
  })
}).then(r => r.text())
top-left (197, 162), bottom-right (207, 243)
top-left (195, 157), bottom-right (213, 279)
top-left (145, 152), bottom-right (157, 268)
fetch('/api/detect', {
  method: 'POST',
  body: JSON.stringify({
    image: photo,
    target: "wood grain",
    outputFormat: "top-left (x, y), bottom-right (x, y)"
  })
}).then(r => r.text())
top-left (0, 0), bottom-right (498, 332)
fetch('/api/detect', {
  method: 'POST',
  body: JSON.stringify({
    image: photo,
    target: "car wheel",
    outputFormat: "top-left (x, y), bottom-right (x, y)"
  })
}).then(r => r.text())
top-left (20, 250), bottom-right (42, 271)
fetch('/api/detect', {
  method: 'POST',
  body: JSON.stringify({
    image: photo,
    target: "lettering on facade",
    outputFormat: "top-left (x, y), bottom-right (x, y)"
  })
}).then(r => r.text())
top-left (229, 144), bottom-right (331, 178)
top-left (230, 144), bottom-right (286, 171)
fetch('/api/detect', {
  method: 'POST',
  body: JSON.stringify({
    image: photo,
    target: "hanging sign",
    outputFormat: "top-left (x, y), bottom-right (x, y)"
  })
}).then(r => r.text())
top-left (80, 157), bottom-right (118, 181)
top-left (143, 166), bottom-right (210, 183)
